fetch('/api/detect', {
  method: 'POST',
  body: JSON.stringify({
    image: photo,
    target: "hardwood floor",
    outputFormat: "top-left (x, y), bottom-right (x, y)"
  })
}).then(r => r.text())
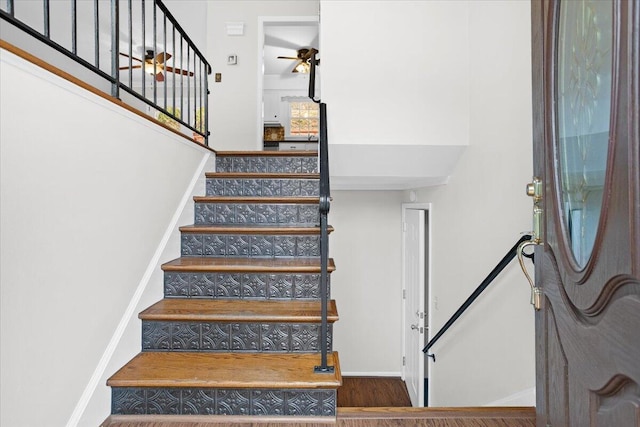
top-left (338, 377), bottom-right (411, 407)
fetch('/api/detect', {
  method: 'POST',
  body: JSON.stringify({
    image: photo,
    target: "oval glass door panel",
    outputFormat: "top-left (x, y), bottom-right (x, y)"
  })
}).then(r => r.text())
top-left (556, 0), bottom-right (613, 268)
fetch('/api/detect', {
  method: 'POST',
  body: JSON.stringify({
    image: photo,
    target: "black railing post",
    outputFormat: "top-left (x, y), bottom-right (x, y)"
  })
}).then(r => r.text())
top-left (71, 0), bottom-right (77, 55)
top-left (309, 49), bottom-right (333, 374)
top-left (422, 234), bottom-right (533, 356)
top-left (110, 0), bottom-right (119, 98)
top-left (43, 0), bottom-right (50, 38)
top-left (1, 0), bottom-right (211, 143)
top-left (94, 0), bottom-right (99, 68)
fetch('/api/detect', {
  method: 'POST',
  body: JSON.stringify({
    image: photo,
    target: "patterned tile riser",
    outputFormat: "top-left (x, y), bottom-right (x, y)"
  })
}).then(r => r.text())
top-left (112, 388), bottom-right (336, 416)
top-left (194, 203), bottom-right (319, 226)
top-left (164, 272), bottom-right (330, 300)
top-left (181, 234), bottom-right (321, 258)
top-left (206, 178), bottom-right (319, 197)
top-left (142, 321), bottom-right (332, 353)
top-left (215, 157), bottom-right (318, 174)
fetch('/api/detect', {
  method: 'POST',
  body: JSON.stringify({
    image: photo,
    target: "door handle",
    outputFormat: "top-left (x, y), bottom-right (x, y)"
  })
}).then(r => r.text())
top-left (519, 177), bottom-right (543, 311)
top-left (518, 240), bottom-right (542, 310)
top-left (411, 324), bottom-right (419, 330)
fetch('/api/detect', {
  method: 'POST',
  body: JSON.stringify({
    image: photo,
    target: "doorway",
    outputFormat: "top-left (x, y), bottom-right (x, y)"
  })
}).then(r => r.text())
top-left (257, 17), bottom-right (319, 151)
top-left (401, 203), bottom-right (431, 407)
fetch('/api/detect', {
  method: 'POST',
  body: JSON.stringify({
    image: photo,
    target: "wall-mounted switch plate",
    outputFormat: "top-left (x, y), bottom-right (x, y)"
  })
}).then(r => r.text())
top-left (215, 73), bottom-right (222, 82)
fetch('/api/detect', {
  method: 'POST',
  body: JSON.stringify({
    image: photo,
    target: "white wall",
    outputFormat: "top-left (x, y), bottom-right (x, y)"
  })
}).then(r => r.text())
top-left (318, 0), bottom-right (468, 189)
top-left (412, 1), bottom-right (535, 406)
top-left (206, 1), bottom-right (319, 151)
top-left (0, 49), bottom-right (213, 427)
top-left (321, 0), bottom-right (469, 147)
top-left (329, 191), bottom-right (404, 375)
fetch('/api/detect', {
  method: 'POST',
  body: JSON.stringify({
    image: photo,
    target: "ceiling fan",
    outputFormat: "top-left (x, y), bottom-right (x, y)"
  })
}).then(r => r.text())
top-left (277, 47), bottom-right (319, 73)
top-left (119, 50), bottom-right (194, 81)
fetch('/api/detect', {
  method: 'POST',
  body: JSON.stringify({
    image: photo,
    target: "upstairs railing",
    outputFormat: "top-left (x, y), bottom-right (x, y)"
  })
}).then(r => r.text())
top-left (0, 0), bottom-right (211, 145)
top-left (308, 51), bottom-right (333, 374)
top-left (422, 234), bottom-right (533, 361)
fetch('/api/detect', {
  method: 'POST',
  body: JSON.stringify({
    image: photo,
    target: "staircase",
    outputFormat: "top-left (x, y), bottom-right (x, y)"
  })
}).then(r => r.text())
top-left (104, 151), bottom-right (341, 421)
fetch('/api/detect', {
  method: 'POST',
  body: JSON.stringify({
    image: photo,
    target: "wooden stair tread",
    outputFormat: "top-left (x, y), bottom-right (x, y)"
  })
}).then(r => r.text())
top-left (216, 151), bottom-right (317, 157)
top-left (140, 299), bottom-right (338, 322)
top-left (337, 406), bottom-right (536, 419)
top-left (206, 172), bottom-right (319, 179)
top-left (194, 196), bottom-right (319, 204)
top-left (162, 257), bottom-right (336, 272)
top-left (179, 224), bottom-right (334, 234)
top-left (107, 352), bottom-right (341, 389)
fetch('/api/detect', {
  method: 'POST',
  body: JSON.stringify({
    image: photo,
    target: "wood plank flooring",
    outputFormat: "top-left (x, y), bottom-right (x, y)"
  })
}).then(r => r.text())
top-left (338, 377), bottom-right (411, 407)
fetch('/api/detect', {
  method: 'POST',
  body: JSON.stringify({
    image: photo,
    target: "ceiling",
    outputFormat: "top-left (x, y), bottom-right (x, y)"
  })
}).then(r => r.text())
top-left (263, 22), bottom-right (319, 76)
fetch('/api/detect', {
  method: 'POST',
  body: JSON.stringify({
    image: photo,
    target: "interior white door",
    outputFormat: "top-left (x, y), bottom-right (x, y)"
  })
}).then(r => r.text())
top-left (403, 208), bottom-right (425, 407)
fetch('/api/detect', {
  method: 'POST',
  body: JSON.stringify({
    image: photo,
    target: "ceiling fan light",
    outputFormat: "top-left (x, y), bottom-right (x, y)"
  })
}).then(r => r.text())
top-left (144, 62), bottom-right (156, 74)
top-left (294, 62), bottom-right (310, 73)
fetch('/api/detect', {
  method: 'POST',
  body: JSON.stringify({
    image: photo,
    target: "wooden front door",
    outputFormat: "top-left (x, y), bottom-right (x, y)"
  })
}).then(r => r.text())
top-left (531, 1), bottom-right (640, 426)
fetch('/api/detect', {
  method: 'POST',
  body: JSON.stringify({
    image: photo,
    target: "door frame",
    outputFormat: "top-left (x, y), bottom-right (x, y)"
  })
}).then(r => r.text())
top-left (256, 16), bottom-right (320, 150)
top-left (401, 202), bottom-right (432, 406)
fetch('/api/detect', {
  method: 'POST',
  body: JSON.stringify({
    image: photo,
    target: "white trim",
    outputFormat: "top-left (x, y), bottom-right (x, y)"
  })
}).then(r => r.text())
top-left (342, 372), bottom-right (403, 377)
top-left (65, 152), bottom-right (213, 427)
top-left (401, 202), bottom-right (433, 406)
top-left (484, 387), bottom-right (536, 407)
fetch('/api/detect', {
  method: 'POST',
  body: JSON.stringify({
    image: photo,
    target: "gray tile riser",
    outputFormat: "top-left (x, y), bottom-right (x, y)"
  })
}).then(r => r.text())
top-left (112, 388), bottom-right (336, 416)
top-left (206, 178), bottom-right (319, 197)
top-left (216, 157), bottom-right (318, 174)
top-left (142, 321), bottom-right (332, 353)
top-left (194, 203), bottom-right (319, 226)
top-left (181, 234), bottom-right (321, 258)
top-left (164, 272), bottom-right (330, 300)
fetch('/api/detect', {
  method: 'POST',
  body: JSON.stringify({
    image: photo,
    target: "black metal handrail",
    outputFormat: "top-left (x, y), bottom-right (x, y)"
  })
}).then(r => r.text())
top-left (0, 0), bottom-right (211, 145)
top-left (309, 51), bottom-right (333, 374)
top-left (422, 234), bottom-right (533, 359)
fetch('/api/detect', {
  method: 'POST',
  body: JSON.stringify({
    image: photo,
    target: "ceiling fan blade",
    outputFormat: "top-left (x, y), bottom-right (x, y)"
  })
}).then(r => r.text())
top-left (301, 48), bottom-right (318, 61)
top-left (277, 56), bottom-right (300, 60)
top-left (164, 66), bottom-right (194, 77)
top-left (155, 52), bottom-right (171, 64)
top-left (119, 65), bottom-right (143, 70)
top-left (119, 52), bottom-right (143, 62)
top-left (155, 72), bottom-right (165, 82)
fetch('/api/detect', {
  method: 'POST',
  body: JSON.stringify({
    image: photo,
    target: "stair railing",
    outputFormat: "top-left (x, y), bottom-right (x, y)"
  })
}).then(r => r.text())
top-left (422, 234), bottom-right (533, 361)
top-left (309, 51), bottom-right (333, 374)
top-left (0, 0), bottom-right (211, 145)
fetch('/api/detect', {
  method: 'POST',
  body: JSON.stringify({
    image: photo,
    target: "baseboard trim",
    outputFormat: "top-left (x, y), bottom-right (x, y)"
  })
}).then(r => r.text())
top-left (65, 153), bottom-right (213, 427)
top-left (484, 387), bottom-right (536, 406)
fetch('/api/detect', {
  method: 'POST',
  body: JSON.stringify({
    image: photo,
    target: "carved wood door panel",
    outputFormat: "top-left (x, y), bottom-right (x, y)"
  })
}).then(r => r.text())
top-left (531, 1), bottom-right (640, 426)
